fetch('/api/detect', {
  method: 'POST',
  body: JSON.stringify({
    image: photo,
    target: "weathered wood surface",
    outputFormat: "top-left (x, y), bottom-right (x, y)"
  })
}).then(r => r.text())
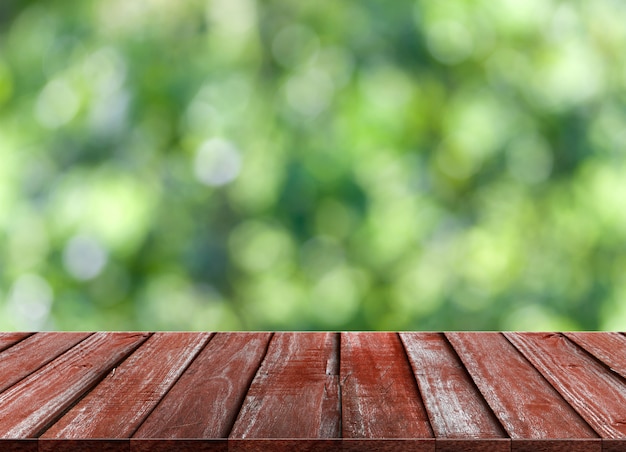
top-left (400, 333), bottom-right (508, 452)
top-left (0, 332), bottom-right (625, 451)
top-left (341, 332), bottom-right (432, 442)
top-left (565, 332), bottom-right (626, 379)
top-left (134, 332), bottom-right (271, 439)
top-left (0, 332), bottom-right (91, 394)
top-left (446, 333), bottom-right (596, 439)
top-left (0, 332), bottom-right (149, 439)
top-left (230, 332), bottom-right (340, 439)
top-left (41, 332), bottom-right (211, 439)
top-left (0, 332), bottom-right (32, 353)
top-left (505, 332), bottom-right (626, 439)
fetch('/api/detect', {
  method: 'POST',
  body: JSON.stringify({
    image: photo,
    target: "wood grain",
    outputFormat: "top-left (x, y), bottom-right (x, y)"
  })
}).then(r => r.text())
top-left (446, 333), bottom-right (597, 442)
top-left (0, 332), bottom-right (150, 438)
top-left (565, 332), bottom-right (626, 379)
top-left (506, 332), bottom-right (626, 439)
top-left (230, 332), bottom-right (340, 439)
top-left (400, 333), bottom-right (505, 439)
top-left (41, 332), bottom-right (211, 439)
top-left (134, 332), bottom-right (271, 439)
top-left (0, 331), bottom-right (623, 449)
top-left (0, 332), bottom-right (92, 394)
top-left (0, 332), bottom-right (32, 353)
top-left (341, 333), bottom-right (433, 441)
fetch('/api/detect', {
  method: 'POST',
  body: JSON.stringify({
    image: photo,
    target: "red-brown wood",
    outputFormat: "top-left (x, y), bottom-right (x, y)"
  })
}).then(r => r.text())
top-left (131, 439), bottom-right (227, 452)
top-left (0, 332), bottom-right (32, 353)
top-left (445, 332), bottom-right (598, 451)
top-left (38, 439), bottom-right (128, 452)
top-left (0, 331), bottom-right (624, 450)
top-left (565, 332), bottom-right (626, 379)
top-left (604, 439), bottom-right (626, 452)
top-left (134, 332), bottom-right (272, 439)
top-left (399, 333), bottom-right (505, 438)
top-left (434, 438), bottom-right (510, 452)
top-left (0, 332), bottom-right (91, 394)
top-left (229, 332), bottom-right (340, 439)
top-left (511, 439), bottom-right (601, 452)
top-left (506, 332), bottom-right (626, 439)
top-left (340, 332), bottom-right (433, 447)
top-left (0, 332), bottom-right (149, 439)
top-left (229, 439), bottom-right (342, 452)
top-left (399, 333), bottom-right (508, 452)
top-left (0, 439), bottom-right (37, 452)
top-left (41, 332), bottom-right (211, 439)
top-left (341, 438), bottom-right (433, 451)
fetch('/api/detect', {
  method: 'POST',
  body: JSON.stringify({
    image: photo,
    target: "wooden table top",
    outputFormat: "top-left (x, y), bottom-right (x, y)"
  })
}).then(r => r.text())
top-left (0, 332), bottom-right (624, 451)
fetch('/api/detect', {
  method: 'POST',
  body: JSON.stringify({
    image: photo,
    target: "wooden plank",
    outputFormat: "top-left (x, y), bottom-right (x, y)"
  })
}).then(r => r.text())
top-left (134, 332), bottom-right (272, 439)
top-left (0, 332), bottom-right (92, 394)
top-left (41, 332), bottom-right (211, 439)
top-left (0, 332), bottom-right (149, 439)
top-left (505, 332), bottom-right (626, 439)
top-left (399, 333), bottom-right (505, 438)
top-left (340, 332), bottom-right (433, 448)
top-left (229, 332), bottom-right (340, 439)
top-left (399, 333), bottom-right (508, 452)
top-left (0, 332), bottom-right (32, 353)
top-left (446, 332), bottom-right (598, 450)
top-left (565, 332), bottom-right (626, 379)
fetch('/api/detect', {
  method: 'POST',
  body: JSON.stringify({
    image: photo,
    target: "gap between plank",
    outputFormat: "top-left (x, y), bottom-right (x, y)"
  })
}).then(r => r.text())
top-left (0, 332), bottom-right (36, 354)
top-left (395, 332), bottom-right (435, 438)
top-left (224, 332), bottom-right (275, 438)
top-left (33, 332), bottom-right (152, 438)
top-left (0, 333), bottom-right (96, 400)
top-left (336, 332), bottom-right (342, 438)
top-left (502, 333), bottom-right (600, 439)
top-left (566, 333), bottom-right (626, 384)
top-left (440, 332), bottom-right (510, 438)
top-left (128, 332), bottom-right (216, 438)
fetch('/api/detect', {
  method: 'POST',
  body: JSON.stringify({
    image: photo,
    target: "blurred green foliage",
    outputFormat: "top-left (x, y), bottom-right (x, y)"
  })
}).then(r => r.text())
top-left (1, 0), bottom-right (626, 331)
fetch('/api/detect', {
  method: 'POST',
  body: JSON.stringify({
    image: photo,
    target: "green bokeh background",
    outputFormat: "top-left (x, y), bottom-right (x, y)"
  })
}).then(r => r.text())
top-left (1, 0), bottom-right (625, 331)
